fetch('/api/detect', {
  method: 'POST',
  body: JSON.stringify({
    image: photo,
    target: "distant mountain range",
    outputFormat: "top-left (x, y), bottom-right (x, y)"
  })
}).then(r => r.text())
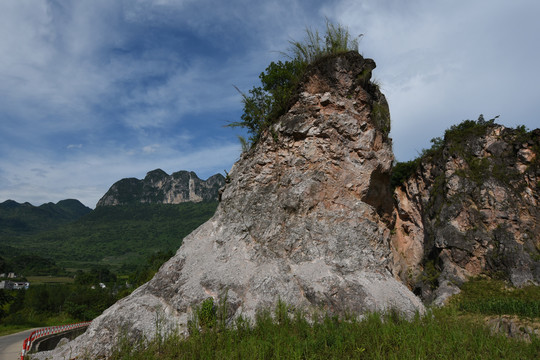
top-left (0, 170), bottom-right (222, 274)
top-left (0, 199), bottom-right (91, 234)
top-left (96, 169), bottom-right (225, 207)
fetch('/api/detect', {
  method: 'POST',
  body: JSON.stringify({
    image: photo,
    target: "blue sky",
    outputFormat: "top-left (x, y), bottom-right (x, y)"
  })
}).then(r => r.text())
top-left (1, 0), bottom-right (539, 208)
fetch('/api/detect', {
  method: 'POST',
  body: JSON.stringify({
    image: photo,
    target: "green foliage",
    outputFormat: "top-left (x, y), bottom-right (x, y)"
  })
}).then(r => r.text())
top-left (122, 250), bottom-right (174, 290)
top-left (390, 159), bottom-right (420, 188)
top-left (237, 135), bottom-right (250, 153)
top-left (0, 282), bottom-right (118, 327)
top-left (0, 249), bottom-right (177, 329)
top-left (74, 267), bottom-right (117, 286)
top-left (446, 114), bottom-right (497, 139)
top-left (421, 260), bottom-right (441, 289)
top-left (189, 293), bottom-right (233, 336)
top-left (419, 136), bottom-right (445, 160)
top-left (10, 255), bottom-right (65, 276)
top-left (197, 297), bottom-right (217, 329)
top-left (458, 157), bottom-right (490, 184)
top-left (63, 286), bottom-right (117, 320)
top-left (260, 60), bottom-right (307, 112)
top-left (0, 289), bottom-right (12, 320)
top-left (230, 59), bottom-right (306, 144)
top-left (371, 101), bottom-right (391, 137)
top-left (229, 21), bottom-right (361, 146)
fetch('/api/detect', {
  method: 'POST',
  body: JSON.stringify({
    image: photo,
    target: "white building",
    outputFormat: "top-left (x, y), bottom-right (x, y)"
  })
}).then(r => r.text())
top-left (0, 280), bottom-right (30, 290)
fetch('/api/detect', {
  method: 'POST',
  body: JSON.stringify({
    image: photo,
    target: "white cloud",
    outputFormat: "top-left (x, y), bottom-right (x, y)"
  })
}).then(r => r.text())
top-left (329, 0), bottom-right (540, 160)
top-left (0, 139), bottom-right (241, 208)
top-left (142, 144), bottom-right (159, 154)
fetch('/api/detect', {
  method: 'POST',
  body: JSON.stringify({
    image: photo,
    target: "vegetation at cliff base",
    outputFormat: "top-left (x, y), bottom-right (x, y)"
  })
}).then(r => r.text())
top-left (106, 299), bottom-right (539, 360)
top-left (452, 278), bottom-right (540, 318)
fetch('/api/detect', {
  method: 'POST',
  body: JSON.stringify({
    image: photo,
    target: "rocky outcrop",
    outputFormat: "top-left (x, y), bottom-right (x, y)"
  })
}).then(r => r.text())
top-left (96, 170), bottom-right (225, 207)
top-left (486, 315), bottom-right (540, 342)
top-left (39, 52), bottom-right (424, 359)
top-left (392, 123), bottom-right (540, 305)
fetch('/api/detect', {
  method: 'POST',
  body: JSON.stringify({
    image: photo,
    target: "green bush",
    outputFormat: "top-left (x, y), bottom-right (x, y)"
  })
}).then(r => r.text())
top-left (229, 21), bottom-right (361, 147)
top-left (197, 297), bottom-right (217, 329)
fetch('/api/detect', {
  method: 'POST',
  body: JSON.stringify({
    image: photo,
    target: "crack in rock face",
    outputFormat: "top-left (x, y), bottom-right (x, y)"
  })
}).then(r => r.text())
top-left (35, 52), bottom-right (425, 359)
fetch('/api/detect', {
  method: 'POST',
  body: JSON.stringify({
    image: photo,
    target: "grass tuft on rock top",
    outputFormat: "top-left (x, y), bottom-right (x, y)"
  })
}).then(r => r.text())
top-left (105, 300), bottom-right (539, 360)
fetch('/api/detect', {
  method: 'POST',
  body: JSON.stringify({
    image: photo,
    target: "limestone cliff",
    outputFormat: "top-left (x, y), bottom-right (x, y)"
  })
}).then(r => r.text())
top-left (39, 52), bottom-right (424, 359)
top-left (392, 122), bottom-right (540, 305)
top-left (96, 169), bottom-right (225, 207)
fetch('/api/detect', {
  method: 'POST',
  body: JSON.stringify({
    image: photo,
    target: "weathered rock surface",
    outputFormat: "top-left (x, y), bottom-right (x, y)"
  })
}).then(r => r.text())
top-left (392, 124), bottom-right (540, 304)
top-left (38, 52), bottom-right (424, 359)
top-left (96, 169), bottom-right (225, 207)
top-left (486, 315), bottom-right (540, 342)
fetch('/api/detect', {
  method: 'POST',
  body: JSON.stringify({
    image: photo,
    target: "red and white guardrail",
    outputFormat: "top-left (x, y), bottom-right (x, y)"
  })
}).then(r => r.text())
top-left (21, 322), bottom-right (91, 359)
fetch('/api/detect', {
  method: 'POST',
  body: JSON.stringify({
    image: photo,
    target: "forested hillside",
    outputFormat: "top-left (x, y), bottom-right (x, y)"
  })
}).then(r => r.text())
top-left (0, 199), bottom-right (91, 235)
top-left (0, 202), bottom-right (218, 273)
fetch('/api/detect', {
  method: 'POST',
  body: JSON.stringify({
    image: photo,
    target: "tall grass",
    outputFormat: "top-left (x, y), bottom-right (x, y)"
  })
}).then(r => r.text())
top-left (106, 305), bottom-right (539, 360)
top-left (452, 278), bottom-right (540, 318)
top-left (287, 20), bottom-right (361, 64)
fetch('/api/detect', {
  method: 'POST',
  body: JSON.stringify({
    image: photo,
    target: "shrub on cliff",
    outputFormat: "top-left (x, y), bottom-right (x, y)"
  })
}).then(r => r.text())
top-left (229, 21), bottom-right (361, 145)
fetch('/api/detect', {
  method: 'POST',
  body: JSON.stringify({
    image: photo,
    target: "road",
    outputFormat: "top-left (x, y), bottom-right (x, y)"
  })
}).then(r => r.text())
top-left (0, 328), bottom-right (37, 360)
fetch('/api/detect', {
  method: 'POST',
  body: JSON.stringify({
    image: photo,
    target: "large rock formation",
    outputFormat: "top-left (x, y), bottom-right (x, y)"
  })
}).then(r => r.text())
top-left (392, 122), bottom-right (540, 305)
top-left (38, 52), bottom-right (424, 359)
top-left (96, 169), bottom-right (225, 207)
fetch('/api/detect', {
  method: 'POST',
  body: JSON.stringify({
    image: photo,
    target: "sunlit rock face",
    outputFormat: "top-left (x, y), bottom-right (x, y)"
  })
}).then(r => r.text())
top-left (96, 169), bottom-right (225, 206)
top-left (36, 52), bottom-right (425, 359)
top-left (392, 125), bottom-right (540, 305)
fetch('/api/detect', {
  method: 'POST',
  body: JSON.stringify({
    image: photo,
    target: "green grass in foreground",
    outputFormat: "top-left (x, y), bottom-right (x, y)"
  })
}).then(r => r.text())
top-left (106, 305), bottom-right (539, 360)
top-left (453, 278), bottom-right (540, 318)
